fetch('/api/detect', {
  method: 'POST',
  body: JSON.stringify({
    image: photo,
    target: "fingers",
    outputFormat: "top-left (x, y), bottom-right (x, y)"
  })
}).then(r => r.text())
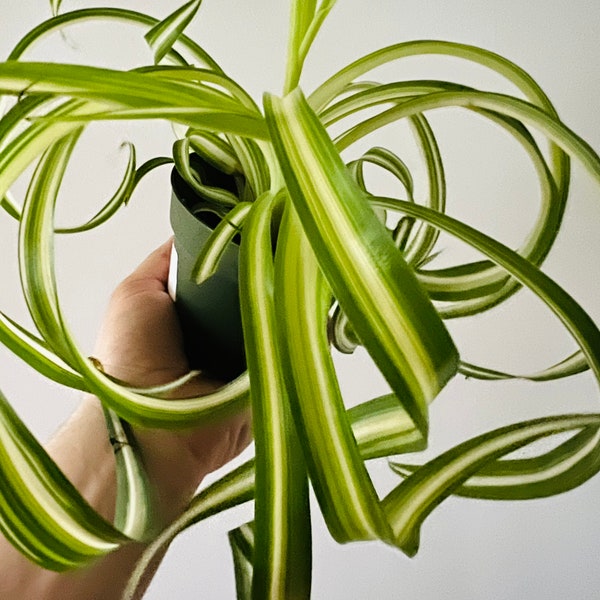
top-left (127, 238), bottom-right (174, 287)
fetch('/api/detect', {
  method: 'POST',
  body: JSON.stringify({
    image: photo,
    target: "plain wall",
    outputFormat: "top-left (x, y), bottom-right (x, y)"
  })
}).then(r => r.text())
top-left (1, 1), bottom-right (599, 598)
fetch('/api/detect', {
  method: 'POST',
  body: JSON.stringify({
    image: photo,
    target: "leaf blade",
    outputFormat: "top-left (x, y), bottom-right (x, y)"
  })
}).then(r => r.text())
top-left (265, 88), bottom-right (459, 434)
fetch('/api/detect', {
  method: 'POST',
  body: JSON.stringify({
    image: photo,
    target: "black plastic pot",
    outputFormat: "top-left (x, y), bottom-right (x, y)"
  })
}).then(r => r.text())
top-left (169, 156), bottom-right (246, 381)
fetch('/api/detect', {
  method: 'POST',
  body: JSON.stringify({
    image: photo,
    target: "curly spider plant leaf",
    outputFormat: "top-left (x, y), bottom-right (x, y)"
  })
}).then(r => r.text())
top-left (18, 130), bottom-right (250, 426)
top-left (311, 40), bottom-right (570, 316)
top-left (0, 97), bottom-right (89, 214)
top-left (0, 193), bottom-right (20, 219)
top-left (191, 201), bottom-right (252, 285)
top-left (15, 133), bottom-right (250, 572)
top-left (173, 137), bottom-right (240, 207)
top-left (265, 87), bottom-right (459, 435)
top-left (187, 130), bottom-right (242, 175)
top-left (274, 208), bottom-right (392, 544)
top-left (144, 0), bottom-right (203, 65)
top-left (239, 192), bottom-right (311, 599)
top-left (389, 425), bottom-right (600, 501)
top-left (349, 394), bottom-right (426, 461)
top-left (14, 7), bottom-right (222, 71)
top-left (54, 142), bottom-right (137, 234)
top-left (125, 386), bottom-right (428, 597)
top-left (327, 82), bottom-right (563, 302)
top-left (383, 414), bottom-right (600, 556)
top-left (371, 196), bottom-right (600, 384)
top-left (0, 387), bottom-right (128, 571)
top-left (459, 350), bottom-right (588, 382)
top-left (0, 311), bottom-right (85, 391)
top-left (18, 131), bottom-right (157, 547)
top-left (124, 459), bottom-right (256, 600)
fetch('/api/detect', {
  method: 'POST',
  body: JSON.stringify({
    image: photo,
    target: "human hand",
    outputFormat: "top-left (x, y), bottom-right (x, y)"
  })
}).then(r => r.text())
top-left (92, 240), bottom-right (252, 522)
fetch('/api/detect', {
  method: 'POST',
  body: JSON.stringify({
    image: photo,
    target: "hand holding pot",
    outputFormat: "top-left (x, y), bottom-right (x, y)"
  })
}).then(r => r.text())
top-left (0, 240), bottom-right (252, 600)
top-left (93, 239), bottom-right (252, 522)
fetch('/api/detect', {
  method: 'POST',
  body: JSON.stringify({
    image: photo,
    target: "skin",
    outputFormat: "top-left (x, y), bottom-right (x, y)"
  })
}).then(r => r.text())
top-left (0, 240), bottom-right (252, 599)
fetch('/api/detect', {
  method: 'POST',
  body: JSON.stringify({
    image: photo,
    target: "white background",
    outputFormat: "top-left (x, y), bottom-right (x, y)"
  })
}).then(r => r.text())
top-left (1, 1), bottom-right (600, 598)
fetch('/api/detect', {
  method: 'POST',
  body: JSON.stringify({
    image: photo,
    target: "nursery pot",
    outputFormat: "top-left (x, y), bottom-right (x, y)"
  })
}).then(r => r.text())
top-left (168, 155), bottom-right (246, 382)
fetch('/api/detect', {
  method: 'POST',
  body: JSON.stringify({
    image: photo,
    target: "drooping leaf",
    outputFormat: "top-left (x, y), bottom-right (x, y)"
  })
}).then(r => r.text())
top-left (274, 207), bottom-right (391, 544)
top-left (383, 414), bottom-right (600, 555)
top-left (389, 426), bottom-right (600, 500)
top-left (0, 311), bottom-right (85, 391)
top-left (239, 194), bottom-right (311, 599)
top-left (459, 351), bottom-right (588, 382)
top-left (55, 142), bottom-right (137, 234)
top-left (371, 197), bottom-right (600, 384)
top-left (0, 62), bottom-right (258, 123)
top-left (10, 8), bottom-right (222, 71)
top-left (322, 81), bottom-right (564, 308)
top-left (0, 387), bottom-right (127, 571)
top-left (265, 87), bottom-right (459, 434)
top-left (124, 460), bottom-right (255, 600)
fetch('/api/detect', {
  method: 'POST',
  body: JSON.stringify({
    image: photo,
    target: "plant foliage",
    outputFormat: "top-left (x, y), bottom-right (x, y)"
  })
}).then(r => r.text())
top-left (0, 0), bottom-right (599, 597)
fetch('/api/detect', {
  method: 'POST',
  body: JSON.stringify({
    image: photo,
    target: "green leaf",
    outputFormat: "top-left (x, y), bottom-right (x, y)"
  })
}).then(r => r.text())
top-left (284, 0), bottom-right (316, 93)
top-left (404, 114), bottom-right (446, 266)
top-left (55, 142), bottom-right (136, 234)
top-left (349, 146), bottom-right (415, 200)
top-left (0, 311), bottom-right (85, 390)
top-left (311, 40), bottom-right (570, 318)
top-left (15, 133), bottom-right (155, 554)
top-left (0, 66), bottom-right (266, 211)
top-left (239, 193), bottom-right (311, 599)
top-left (389, 426), bottom-right (600, 500)
top-left (459, 351), bottom-right (588, 382)
top-left (191, 202), bottom-right (252, 284)
top-left (124, 460), bottom-right (255, 600)
top-left (371, 197), bottom-right (600, 384)
top-left (383, 414), bottom-right (600, 555)
top-left (0, 387), bottom-right (127, 571)
top-left (188, 131), bottom-right (242, 175)
top-left (229, 522), bottom-right (255, 600)
top-left (275, 206), bottom-right (391, 544)
top-left (225, 135), bottom-right (271, 199)
top-left (349, 394), bottom-right (426, 461)
top-left (1, 193), bottom-right (20, 220)
top-left (0, 62), bottom-right (254, 119)
top-left (310, 40), bottom-right (559, 114)
top-left (265, 87), bottom-right (459, 434)
top-left (43, 107), bottom-right (268, 141)
top-left (173, 137), bottom-right (240, 207)
top-left (285, 0), bottom-right (337, 93)
top-left (10, 8), bottom-right (222, 71)
top-left (16, 123), bottom-right (250, 429)
top-left (0, 99), bottom-right (91, 204)
top-left (19, 131), bottom-right (84, 367)
top-left (145, 0), bottom-right (203, 65)
top-left (101, 409), bottom-right (155, 541)
top-left (49, 0), bottom-right (62, 17)
top-left (322, 81), bottom-right (565, 308)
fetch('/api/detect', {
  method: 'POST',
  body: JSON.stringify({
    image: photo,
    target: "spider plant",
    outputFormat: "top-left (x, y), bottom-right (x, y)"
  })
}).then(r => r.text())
top-left (0, 1), bottom-right (599, 598)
